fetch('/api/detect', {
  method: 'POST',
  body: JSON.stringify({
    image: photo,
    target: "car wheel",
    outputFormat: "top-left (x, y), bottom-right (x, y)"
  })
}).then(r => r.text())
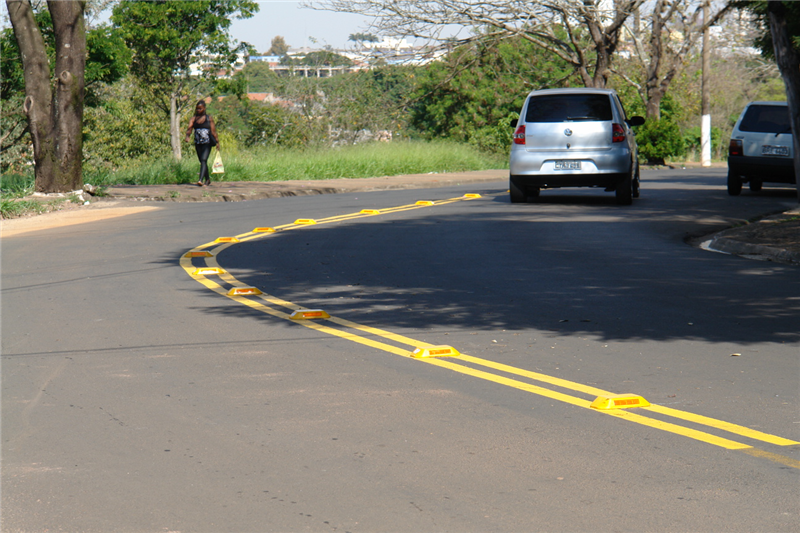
top-left (749, 179), bottom-right (762, 192)
top-left (510, 176), bottom-right (527, 203)
top-left (727, 169), bottom-right (742, 196)
top-left (615, 172), bottom-right (633, 205)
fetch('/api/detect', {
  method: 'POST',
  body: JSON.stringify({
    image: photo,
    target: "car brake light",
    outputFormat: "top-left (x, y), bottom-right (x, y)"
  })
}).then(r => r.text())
top-left (612, 123), bottom-right (625, 143)
top-left (513, 125), bottom-right (526, 145)
top-left (729, 139), bottom-right (743, 156)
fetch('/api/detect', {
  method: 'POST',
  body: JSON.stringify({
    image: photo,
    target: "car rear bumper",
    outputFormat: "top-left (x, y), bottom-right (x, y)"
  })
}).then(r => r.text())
top-left (728, 155), bottom-right (796, 183)
top-left (509, 147), bottom-right (632, 187)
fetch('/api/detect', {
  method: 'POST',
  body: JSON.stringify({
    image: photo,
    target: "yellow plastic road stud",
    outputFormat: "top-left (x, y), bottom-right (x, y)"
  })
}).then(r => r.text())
top-left (215, 237), bottom-right (240, 243)
top-left (192, 267), bottom-right (226, 276)
top-left (290, 309), bottom-right (331, 320)
top-left (227, 286), bottom-right (263, 296)
top-left (360, 209), bottom-right (381, 215)
top-left (184, 250), bottom-right (214, 258)
top-left (590, 394), bottom-right (651, 410)
top-left (412, 345), bottom-right (461, 358)
top-left (294, 219), bottom-right (317, 225)
top-left (464, 193), bottom-right (482, 198)
top-left (416, 200), bottom-right (435, 206)
top-left (253, 227), bottom-right (276, 233)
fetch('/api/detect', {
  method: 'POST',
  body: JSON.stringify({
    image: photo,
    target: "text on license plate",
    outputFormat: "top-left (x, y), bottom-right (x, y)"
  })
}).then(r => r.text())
top-left (554, 160), bottom-right (581, 170)
top-left (762, 145), bottom-right (789, 156)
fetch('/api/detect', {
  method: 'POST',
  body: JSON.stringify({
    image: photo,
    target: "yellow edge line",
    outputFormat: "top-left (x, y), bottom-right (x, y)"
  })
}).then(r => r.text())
top-left (181, 196), bottom-right (800, 465)
top-left (644, 404), bottom-right (799, 446)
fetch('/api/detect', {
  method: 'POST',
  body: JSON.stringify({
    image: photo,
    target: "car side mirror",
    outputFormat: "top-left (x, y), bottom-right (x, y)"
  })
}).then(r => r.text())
top-left (510, 118), bottom-right (518, 128)
top-left (628, 116), bottom-right (645, 127)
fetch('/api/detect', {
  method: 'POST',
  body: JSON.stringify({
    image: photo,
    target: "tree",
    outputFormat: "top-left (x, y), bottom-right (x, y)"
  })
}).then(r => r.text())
top-left (736, 0), bottom-right (800, 200)
top-left (310, 0), bottom-right (647, 88)
top-left (622, 0), bottom-right (731, 120)
top-left (6, 0), bottom-right (86, 193)
top-left (111, 0), bottom-right (258, 160)
top-left (267, 35), bottom-right (289, 56)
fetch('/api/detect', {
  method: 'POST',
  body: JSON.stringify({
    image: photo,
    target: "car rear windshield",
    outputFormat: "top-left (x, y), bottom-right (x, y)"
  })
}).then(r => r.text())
top-left (739, 105), bottom-right (791, 133)
top-left (525, 94), bottom-right (612, 123)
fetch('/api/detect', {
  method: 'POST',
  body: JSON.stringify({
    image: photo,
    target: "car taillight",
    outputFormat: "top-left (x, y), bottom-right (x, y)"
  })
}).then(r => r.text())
top-left (612, 123), bottom-right (625, 143)
top-left (729, 139), bottom-right (743, 156)
top-left (513, 125), bottom-right (526, 145)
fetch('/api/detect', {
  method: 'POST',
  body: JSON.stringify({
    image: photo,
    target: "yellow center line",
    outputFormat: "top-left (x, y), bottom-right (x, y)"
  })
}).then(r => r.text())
top-left (180, 194), bottom-right (799, 467)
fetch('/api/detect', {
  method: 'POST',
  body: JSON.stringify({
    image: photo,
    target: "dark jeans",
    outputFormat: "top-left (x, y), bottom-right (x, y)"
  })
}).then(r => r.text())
top-left (195, 143), bottom-right (212, 184)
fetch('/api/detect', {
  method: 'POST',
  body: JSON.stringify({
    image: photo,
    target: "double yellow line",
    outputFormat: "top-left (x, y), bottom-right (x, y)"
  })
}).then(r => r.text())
top-left (181, 194), bottom-right (800, 468)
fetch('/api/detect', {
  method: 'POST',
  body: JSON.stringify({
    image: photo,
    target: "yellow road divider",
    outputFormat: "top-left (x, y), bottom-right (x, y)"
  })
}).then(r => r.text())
top-left (181, 193), bottom-right (799, 468)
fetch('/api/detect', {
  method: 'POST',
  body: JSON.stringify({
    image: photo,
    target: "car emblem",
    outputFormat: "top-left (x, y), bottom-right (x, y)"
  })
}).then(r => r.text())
top-left (564, 129), bottom-right (573, 136)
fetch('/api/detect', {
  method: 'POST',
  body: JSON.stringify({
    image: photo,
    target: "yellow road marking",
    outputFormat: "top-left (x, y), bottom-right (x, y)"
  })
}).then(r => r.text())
top-left (181, 194), bottom-right (799, 467)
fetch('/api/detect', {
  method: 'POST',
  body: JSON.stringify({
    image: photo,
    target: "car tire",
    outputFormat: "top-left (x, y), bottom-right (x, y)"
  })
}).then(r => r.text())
top-left (632, 163), bottom-right (640, 198)
top-left (727, 169), bottom-right (742, 196)
top-left (615, 172), bottom-right (633, 206)
top-left (749, 179), bottom-right (762, 192)
top-left (510, 176), bottom-right (527, 203)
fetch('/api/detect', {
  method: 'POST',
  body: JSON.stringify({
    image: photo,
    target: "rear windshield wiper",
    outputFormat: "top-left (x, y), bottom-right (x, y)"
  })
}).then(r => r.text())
top-left (775, 126), bottom-right (792, 137)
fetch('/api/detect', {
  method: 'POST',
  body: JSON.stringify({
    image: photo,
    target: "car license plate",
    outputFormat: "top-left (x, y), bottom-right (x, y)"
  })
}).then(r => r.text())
top-left (762, 145), bottom-right (789, 156)
top-left (554, 160), bottom-right (581, 170)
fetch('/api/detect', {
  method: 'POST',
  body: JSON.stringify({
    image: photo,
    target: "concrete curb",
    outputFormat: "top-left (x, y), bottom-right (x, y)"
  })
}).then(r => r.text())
top-left (705, 236), bottom-right (800, 265)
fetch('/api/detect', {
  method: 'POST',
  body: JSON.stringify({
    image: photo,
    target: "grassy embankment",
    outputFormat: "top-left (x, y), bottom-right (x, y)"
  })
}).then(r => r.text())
top-left (1, 141), bottom-right (508, 218)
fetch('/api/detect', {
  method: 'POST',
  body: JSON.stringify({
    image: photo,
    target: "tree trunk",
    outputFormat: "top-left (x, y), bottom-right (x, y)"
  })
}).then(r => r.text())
top-left (170, 93), bottom-right (182, 160)
top-left (767, 1), bottom-right (800, 202)
top-left (7, 0), bottom-right (85, 193)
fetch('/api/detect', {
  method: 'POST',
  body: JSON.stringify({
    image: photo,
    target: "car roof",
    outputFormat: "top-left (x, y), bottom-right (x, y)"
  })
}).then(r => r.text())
top-left (525, 88), bottom-right (617, 97)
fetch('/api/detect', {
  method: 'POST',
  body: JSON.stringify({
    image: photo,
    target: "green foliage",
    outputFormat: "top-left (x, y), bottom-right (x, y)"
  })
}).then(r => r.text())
top-left (409, 35), bottom-right (575, 153)
top-left (238, 61), bottom-right (279, 93)
top-left (241, 101), bottom-right (309, 148)
top-left (682, 125), bottom-right (724, 159)
top-left (734, 1), bottom-right (800, 59)
top-left (82, 79), bottom-right (171, 172)
top-left (266, 36), bottom-right (290, 56)
top-left (636, 118), bottom-right (686, 164)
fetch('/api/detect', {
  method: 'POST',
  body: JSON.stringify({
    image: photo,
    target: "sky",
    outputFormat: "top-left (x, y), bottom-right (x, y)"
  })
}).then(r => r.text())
top-left (229, 1), bottom-right (375, 53)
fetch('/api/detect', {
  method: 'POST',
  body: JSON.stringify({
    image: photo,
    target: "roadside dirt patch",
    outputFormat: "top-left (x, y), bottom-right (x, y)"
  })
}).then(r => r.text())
top-left (0, 201), bottom-right (161, 238)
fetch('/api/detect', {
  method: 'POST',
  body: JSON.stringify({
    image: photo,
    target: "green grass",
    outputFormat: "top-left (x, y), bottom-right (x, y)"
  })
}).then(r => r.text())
top-left (85, 140), bottom-right (507, 186)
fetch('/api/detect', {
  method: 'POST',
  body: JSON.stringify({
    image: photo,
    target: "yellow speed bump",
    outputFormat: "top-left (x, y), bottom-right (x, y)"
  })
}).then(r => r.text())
top-left (360, 209), bottom-right (381, 215)
top-left (227, 286), bottom-right (263, 296)
top-left (184, 250), bottom-right (214, 258)
top-left (412, 345), bottom-right (461, 358)
top-left (294, 219), bottom-right (317, 225)
top-left (415, 200), bottom-right (435, 206)
top-left (215, 237), bottom-right (240, 243)
top-left (464, 193), bottom-right (482, 198)
top-left (192, 267), bottom-right (226, 276)
top-left (290, 309), bottom-right (331, 320)
top-left (590, 394), bottom-right (650, 410)
top-left (253, 227), bottom-right (276, 233)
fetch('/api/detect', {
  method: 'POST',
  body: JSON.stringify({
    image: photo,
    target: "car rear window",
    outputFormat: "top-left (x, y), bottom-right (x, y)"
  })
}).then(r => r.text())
top-left (525, 94), bottom-right (612, 123)
top-left (739, 105), bottom-right (791, 133)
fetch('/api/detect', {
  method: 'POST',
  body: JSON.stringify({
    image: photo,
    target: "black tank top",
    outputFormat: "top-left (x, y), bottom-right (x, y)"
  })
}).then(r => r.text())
top-left (193, 115), bottom-right (212, 145)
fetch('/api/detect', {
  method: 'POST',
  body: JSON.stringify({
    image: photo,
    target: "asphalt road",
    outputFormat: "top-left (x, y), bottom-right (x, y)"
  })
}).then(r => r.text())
top-left (2, 168), bottom-right (799, 532)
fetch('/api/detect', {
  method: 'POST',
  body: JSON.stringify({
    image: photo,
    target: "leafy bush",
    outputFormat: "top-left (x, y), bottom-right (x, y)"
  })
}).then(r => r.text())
top-left (682, 125), bottom-right (724, 160)
top-left (636, 118), bottom-right (686, 164)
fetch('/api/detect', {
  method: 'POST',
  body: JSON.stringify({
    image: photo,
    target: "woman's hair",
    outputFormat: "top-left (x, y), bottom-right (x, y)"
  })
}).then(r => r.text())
top-left (195, 100), bottom-right (206, 110)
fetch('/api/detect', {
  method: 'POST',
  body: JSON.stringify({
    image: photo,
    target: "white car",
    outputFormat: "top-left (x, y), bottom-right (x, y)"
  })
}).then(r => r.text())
top-left (727, 101), bottom-right (795, 195)
top-left (509, 88), bottom-right (645, 205)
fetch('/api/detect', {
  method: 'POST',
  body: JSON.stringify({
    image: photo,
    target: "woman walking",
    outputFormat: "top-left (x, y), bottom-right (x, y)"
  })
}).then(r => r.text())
top-left (184, 100), bottom-right (219, 186)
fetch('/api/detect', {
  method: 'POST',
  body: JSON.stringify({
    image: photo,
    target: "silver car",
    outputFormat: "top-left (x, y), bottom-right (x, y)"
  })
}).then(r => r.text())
top-left (727, 101), bottom-right (795, 195)
top-left (509, 88), bottom-right (645, 205)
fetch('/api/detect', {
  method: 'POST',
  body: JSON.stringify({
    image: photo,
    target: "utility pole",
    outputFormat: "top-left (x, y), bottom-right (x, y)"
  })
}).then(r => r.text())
top-left (701, 0), bottom-right (712, 167)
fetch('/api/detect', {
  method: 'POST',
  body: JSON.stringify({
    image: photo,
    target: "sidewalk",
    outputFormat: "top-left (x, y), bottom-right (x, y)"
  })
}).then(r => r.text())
top-left (103, 170), bottom-right (508, 202)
